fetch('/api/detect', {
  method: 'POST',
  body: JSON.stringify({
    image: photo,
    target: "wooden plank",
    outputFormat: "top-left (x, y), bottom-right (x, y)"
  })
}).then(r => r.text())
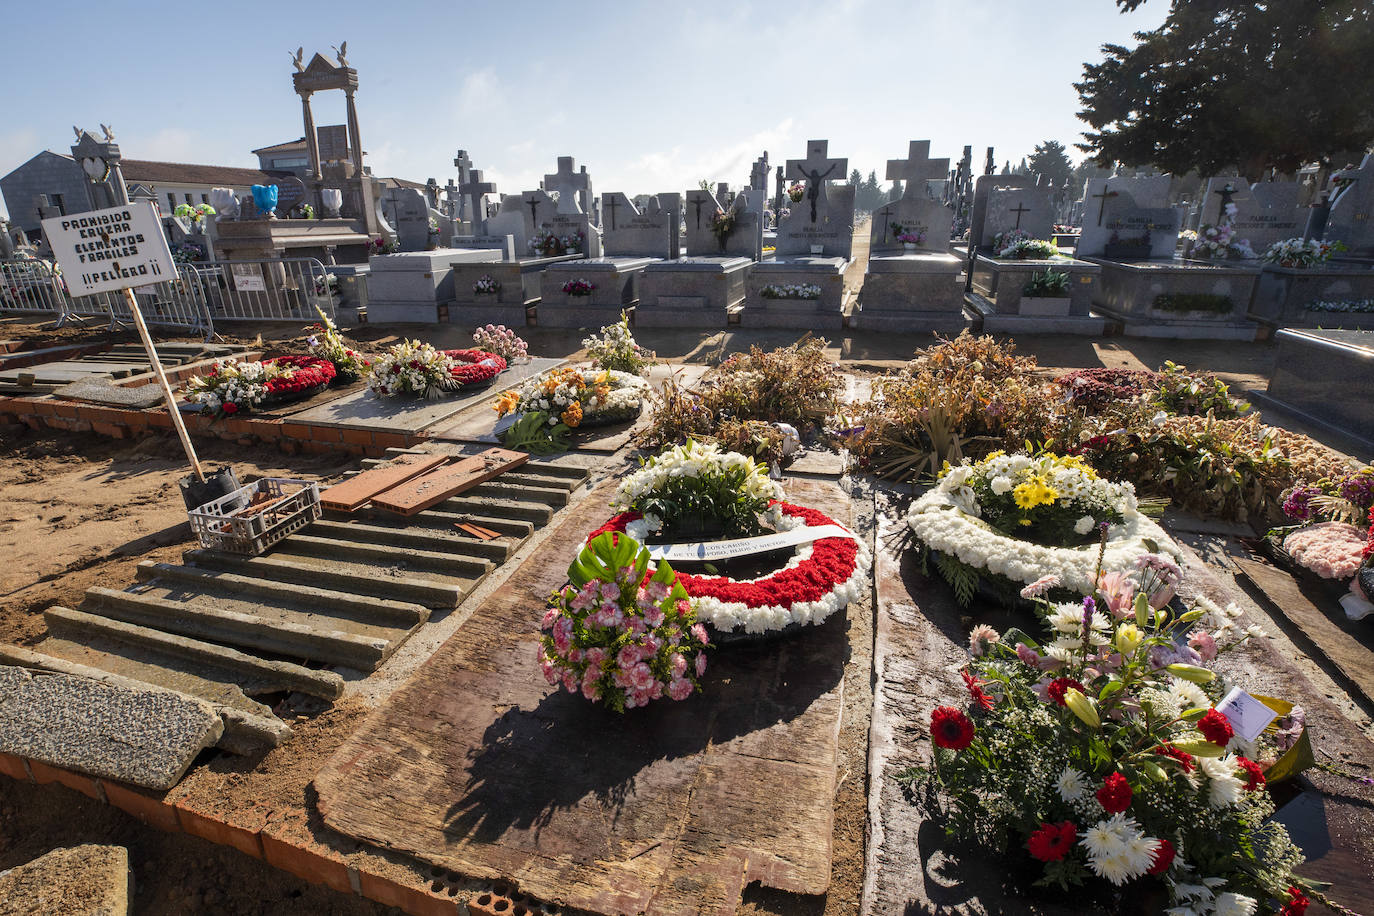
top-left (320, 453), bottom-right (448, 512)
top-left (369, 448), bottom-right (529, 516)
top-left (314, 478), bottom-right (848, 916)
top-left (1230, 552), bottom-right (1374, 707)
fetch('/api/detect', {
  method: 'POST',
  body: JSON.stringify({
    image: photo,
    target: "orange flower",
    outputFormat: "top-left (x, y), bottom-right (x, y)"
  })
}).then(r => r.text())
top-left (561, 402), bottom-right (583, 428)
top-left (494, 390), bottom-right (520, 416)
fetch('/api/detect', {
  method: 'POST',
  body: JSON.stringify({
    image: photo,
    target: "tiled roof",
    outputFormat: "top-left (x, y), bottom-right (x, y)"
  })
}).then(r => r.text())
top-left (120, 159), bottom-right (296, 187)
top-left (251, 138), bottom-right (307, 155)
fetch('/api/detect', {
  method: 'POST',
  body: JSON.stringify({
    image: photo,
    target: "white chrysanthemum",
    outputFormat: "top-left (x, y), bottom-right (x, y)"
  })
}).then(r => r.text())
top-left (990, 475), bottom-right (1013, 495)
top-left (1056, 767), bottom-right (1089, 803)
top-left (1080, 814), bottom-right (1153, 886)
top-left (1213, 893), bottom-right (1258, 916)
top-left (1074, 515), bottom-right (1096, 535)
top-left (1198, 755), bottom-right (1244, 808)
top-left (1168, 678), bottom-right (1209, 710)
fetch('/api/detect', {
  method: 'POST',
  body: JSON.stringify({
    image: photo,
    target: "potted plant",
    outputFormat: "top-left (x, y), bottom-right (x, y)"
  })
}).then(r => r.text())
top-left (1020, 268), bottom-right (1072, 316)
top-left (562, 278), bottom-right (596, 298)
top-left (892, 221), bottom-right (927, 253)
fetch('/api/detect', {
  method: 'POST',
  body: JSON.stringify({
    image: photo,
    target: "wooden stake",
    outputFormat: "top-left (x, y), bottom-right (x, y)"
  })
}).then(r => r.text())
top-left (122, 286), bottom-right (205, 482)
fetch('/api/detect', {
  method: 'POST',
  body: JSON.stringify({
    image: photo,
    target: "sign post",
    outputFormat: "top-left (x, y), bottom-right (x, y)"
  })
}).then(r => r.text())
top-left (42, 201), bottom-right (205, 482)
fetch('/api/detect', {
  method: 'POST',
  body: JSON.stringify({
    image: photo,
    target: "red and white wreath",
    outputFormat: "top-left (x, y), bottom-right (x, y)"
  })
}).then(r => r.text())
top-left (587, 501), bottom-right (870, 635)
top-left (439, 348), bottom-right (507, 388)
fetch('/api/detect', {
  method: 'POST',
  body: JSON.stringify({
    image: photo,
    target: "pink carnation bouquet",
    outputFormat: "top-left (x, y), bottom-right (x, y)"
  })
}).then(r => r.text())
top-left (1283, 521), bottom-right (1365, 580)
top-left (539, 531), bottom-right (710, 711)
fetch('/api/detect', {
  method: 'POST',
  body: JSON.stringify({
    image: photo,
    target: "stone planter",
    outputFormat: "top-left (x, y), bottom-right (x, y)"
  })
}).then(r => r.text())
top-left (1019, 295), bottom-right (1071, 317)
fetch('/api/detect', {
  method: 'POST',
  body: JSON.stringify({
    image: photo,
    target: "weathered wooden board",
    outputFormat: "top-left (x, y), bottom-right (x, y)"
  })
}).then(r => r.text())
top-left (320, 453), bottom-right (448, 512)
top-left (368, 448), bottom-right (529, 516)
top-left (315, 477), bottom-right (850, 916)
top-left (1230, 552), bottom-right (1374, 708)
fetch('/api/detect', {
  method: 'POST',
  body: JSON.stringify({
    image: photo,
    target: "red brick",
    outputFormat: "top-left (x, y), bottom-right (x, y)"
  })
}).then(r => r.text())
top-left (52, 402), bottom-right (79, 418)
top-left (0, 752), bottom-right (32, 782)
top-left (340, 428), bottom-right (374, 446)
top-left (101, 780), bottom-right (180, 833)
top-left (174, 803), bottom-right (264, 859)
top-left (20, 415), bottom-right (43, 430)
top-left (147, 411), bottom-right (173, 428)
top-left (260, 833), bottom-right (353, 894)
top-left (307, 424), bottom-right (343, 443)
top-left (91, 421), bottom-right (129, 439)
top-left (281, 422), bottom-right (311, 439)
top-left (372, 432), bottom-right (409, 450)
top-left (30, 400), bottom-right (57, 417)
top-left (301, 440), bottom-right (338, 456)
top-left (26, 760), bottom-right (103, 800)
top-left (249, 419), bottom-right (282, 439)
top-left (74, 405), bottom-right (102, 422)
top-left (357, 870), bottom-right (460, 916)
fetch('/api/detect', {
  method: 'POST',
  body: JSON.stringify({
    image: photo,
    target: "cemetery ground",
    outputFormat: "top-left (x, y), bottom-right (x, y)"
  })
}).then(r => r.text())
top-left (0, 309), bottom-right (1372, 915)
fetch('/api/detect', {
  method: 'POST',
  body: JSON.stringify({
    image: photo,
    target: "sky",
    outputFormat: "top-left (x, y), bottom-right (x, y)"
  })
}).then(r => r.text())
top-left (0, 0), bottom-right (1168, 219)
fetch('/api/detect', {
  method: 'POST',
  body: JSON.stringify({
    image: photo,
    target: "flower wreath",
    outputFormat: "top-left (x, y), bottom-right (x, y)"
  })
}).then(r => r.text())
top-left (587, 501), bottom-right (870, 635)
top-left (438, 348), bottom-right (507, 388)
top-left (263, 355), bottom-right (336, 398)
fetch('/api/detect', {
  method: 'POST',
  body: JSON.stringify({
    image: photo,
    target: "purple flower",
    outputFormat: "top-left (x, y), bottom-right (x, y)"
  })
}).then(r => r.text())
top-left (1282, 484), bottom-right (1323, 522)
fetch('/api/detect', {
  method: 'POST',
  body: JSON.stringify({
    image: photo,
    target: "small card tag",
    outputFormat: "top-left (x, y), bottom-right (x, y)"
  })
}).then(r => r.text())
top-left (1215, 687), bottom-right (1278, 742)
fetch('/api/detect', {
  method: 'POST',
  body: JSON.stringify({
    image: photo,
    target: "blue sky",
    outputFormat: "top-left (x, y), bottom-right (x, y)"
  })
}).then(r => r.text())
top-left (0, 0), bottom-right (1166, 219)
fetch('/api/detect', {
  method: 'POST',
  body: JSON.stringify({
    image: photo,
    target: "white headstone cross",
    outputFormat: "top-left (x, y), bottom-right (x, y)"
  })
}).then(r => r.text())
top-left (786, 140), bottom-right (847, 224)
top-left (460, 170), bottom-right (497, 230)
top-left (887, 140), bottom-right (949, 202)
top-left (545, 156), bottom-right (591, 216)
top-left (41, 201), bottom-right (205, 481)
top-left (453, 149), bottom-right (474, 220)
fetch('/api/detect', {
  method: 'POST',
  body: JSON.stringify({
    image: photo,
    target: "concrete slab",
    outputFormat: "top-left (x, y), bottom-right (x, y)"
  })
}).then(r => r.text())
top-left (0, 844), bottom-right (130, 916)
top-left (51, 378), bottom-right (166, 409)
top-left (0, 665), bottom-right (222, 791)
top-left (288, 357), bottom-right (563, 435)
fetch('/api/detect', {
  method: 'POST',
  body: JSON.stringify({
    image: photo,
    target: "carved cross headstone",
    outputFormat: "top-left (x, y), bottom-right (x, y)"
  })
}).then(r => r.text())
top-left (460, 170), bottom-right (497, 233)
top-left (544, 156), bottom-right (591, 216)
top-left (444, 179), bottom-right (460, 220)
top-left (1213, 181), bottom-right (1239, 225)
top-left (1090, 187), bottom-right (1119, 226)
top-left (886, 140), bottom-right (949, 202)
top-left (685, 189), bottom-right (719, 234)
top-left (785, 140), bottom-right (847, 223)
top-left (1010, 203), bottom-right (1031, 229)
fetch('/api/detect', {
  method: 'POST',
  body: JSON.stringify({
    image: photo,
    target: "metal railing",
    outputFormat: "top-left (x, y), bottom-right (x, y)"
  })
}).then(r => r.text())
top-left (1, 257), bottom-right (215, 339)
top-left (187, 257), bottom-right (336, 323)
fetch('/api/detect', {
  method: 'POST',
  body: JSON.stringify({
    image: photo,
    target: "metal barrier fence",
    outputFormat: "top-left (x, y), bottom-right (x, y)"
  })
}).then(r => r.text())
top-left (187, 258), bottom-right (336, 324)
top-left (1, 258), bottom-right (215, 339)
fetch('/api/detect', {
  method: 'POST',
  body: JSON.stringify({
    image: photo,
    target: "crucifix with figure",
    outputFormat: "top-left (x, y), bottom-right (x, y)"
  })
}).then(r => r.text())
top-left (786, 140), bottom-right (847, 224)
top-left (1213, 182), bottom-right (1239, 225)
top-left (881, 140), bottom-right (949, 242)
top-left (544, 156), bottom-right (591, 216)
top-left (1091, 186), bottom-right (1119, 226)
top-left (686, 190), bottom-right (716, 232)
top-left (460, 171), bottom-right (496, 231)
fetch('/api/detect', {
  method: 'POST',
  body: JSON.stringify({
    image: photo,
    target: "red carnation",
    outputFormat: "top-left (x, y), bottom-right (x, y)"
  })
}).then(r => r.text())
top-left (1280, 886), bottom-right (1310, 916)
top-left (1147, 837), bottom-right (1175, 875)
top-left (1047, 677), bottom-right (1086, 706)
top-left (1096, 771), bottom-right (1133, 814)
top-left (1198, 709), bottom-right (1235, 747)
top-left (961, 669), bottom-right (995, 711)
top-left (222, 402), bottom-right (239, 415)
top-left (930, 706), bottom-right (975, 750)
top-left (1152, 743), bottom-right (1195, 772)
top-left (1236, 756), bottom-right (1266, 791)
top-left (1027, 821), bottom-right (1077, 862)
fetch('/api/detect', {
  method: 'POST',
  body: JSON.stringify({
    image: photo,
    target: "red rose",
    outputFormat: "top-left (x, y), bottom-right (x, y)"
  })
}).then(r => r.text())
top-left (1147, 837), bottom-right (1175, 875)
top-left (1047, 677), bottom-right (1086, 706)
top-left (1198, 708), bottom-right (1234, 747)
top-left (1027, 821), bottom-right (1077, 862)
top-left (961, 669), bottom-right (995, 711)
top-left (930, 706), bottom-right (975, 750)
top-left (1236, 756), bottom-right (1266, 791)
top-left (1152, 743), bottom-right (1195, 772)
top-left (1095, 771), bottom-right (1132, 814)
top-left (1280, 886), bottom-right (1310, 916)
top-left (222, 402), bottom-right (239, 415)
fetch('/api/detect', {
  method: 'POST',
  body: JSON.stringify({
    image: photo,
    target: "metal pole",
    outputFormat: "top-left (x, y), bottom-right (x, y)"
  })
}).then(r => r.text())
top-left (122, 286), bottom-right (205, 482)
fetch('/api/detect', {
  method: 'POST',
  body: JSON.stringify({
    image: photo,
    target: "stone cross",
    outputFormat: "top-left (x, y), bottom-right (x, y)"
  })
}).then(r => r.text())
top-left (424, 178), bottom-right (440, 210)
top-left (774, 166), bottom-right (785, 214)
top-left (1090, 187), bottom-right (1119, 226)
top-left (685, 189), bottom-right (719, 233)
top-left (453, 149), bottom-right (473, 185)
top-left (460, 170), bottom-right (496, 231)
top-left (886, 141), bottom-right (949, 202)
top-left (544, 156), bottom-right (590, 216)
top-left (443, 179), bottom-right (459, 220)
top-left (603, 193), bottom-right (622, 230)
top-left (786, 140), bottom-right (847, 223)
top-left (1213, 181), bottom-right (1240, 225)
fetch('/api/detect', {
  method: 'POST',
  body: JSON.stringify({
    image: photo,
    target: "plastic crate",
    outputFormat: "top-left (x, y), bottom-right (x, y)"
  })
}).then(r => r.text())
top-left (188, 477), bottom-right (321, 556)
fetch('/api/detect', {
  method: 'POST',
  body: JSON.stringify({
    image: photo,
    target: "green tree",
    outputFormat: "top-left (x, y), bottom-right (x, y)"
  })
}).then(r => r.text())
top-left (862, 170), bottom-right (884, 210)
top-left (1027, 140), bottom-right (1075, 188)
top-left (888, 180), bottom-right (904, 201)
top-left (849, 168), bottom-right (864, 189)
top-left (1076, 1), bottom-right (1374, 181)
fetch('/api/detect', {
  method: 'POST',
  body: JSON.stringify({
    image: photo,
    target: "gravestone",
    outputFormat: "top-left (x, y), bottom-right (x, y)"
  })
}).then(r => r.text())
top-left (1197, 178), bottom-right (1308, 251)
top-left (601, 192), bottom-right (680, 259)
top-left (750, 154), bottom-right (769, 196)
top-left (773, 139), bottom-right (855, 259)
top-left (453, 150), bottom-right (474, 220)
top-left (683, 189), bottom-right (761, 259)
top-left (460, 170), bottom-right (497, 234)
top-left (1077, 176), bottom-right (1184, 259)
top-left (545, 156), bottom-right (593, 218)
top-left (869, 141), bottom-right (953, 254)
top-left (1325, 154), bottom-right (1374, 257)
top-left (388, 187), bottom-right (434, 251)
top-left (317, 125), bottom-right (350, 163)
top-left (969, 174), bottom-right (1054, 250)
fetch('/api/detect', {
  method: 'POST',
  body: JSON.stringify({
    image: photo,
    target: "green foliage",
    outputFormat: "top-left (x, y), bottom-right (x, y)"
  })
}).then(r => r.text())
top-left (1026, 140), bottom-right (1074, 189)
top-left (501, 411), bottom-right (571, 454)
top-left (933, 550), bottom-right (981, 607)
top-left (1152, 293), bottom-right (1234, 314)
top-left (1076, 1), bottom-right (1374, 179)
top-left (1022, 269), bottom-right (1070, 298)
top-left (1151, 361), bottom-right (1250, 418)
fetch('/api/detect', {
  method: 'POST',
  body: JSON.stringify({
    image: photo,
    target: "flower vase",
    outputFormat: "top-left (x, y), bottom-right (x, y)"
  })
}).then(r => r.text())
top-left (903, 243), bottom-right (917, 254)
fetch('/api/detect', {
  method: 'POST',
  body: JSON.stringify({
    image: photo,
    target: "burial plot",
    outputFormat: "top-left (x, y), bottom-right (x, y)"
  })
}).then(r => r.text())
top-left (1197, 178), bottom-right (1308, 252)
top-left (743, 140), bottom-right (854, 328)
top-left (855, 141), bottom-right (969, 333)
top-left (1324, 154), bottom-right (1374, 259)
top-left (965, 173), bottom-right (1107, 334)
top-left (1078, 176), bottom-right (1262, 339)
top-left (638, 190), bottom-right (756, 329)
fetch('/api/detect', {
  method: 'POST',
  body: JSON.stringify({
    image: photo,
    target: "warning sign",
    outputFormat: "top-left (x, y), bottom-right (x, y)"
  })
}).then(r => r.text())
top-left (42, 201), bottom-right (176, 297)
top-left (231, 263), bottom-right (266, 292)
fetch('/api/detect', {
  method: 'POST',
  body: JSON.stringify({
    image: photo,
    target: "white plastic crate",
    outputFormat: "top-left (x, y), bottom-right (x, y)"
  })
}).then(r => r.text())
top-left (188, 477), bottom-right (321, 556)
